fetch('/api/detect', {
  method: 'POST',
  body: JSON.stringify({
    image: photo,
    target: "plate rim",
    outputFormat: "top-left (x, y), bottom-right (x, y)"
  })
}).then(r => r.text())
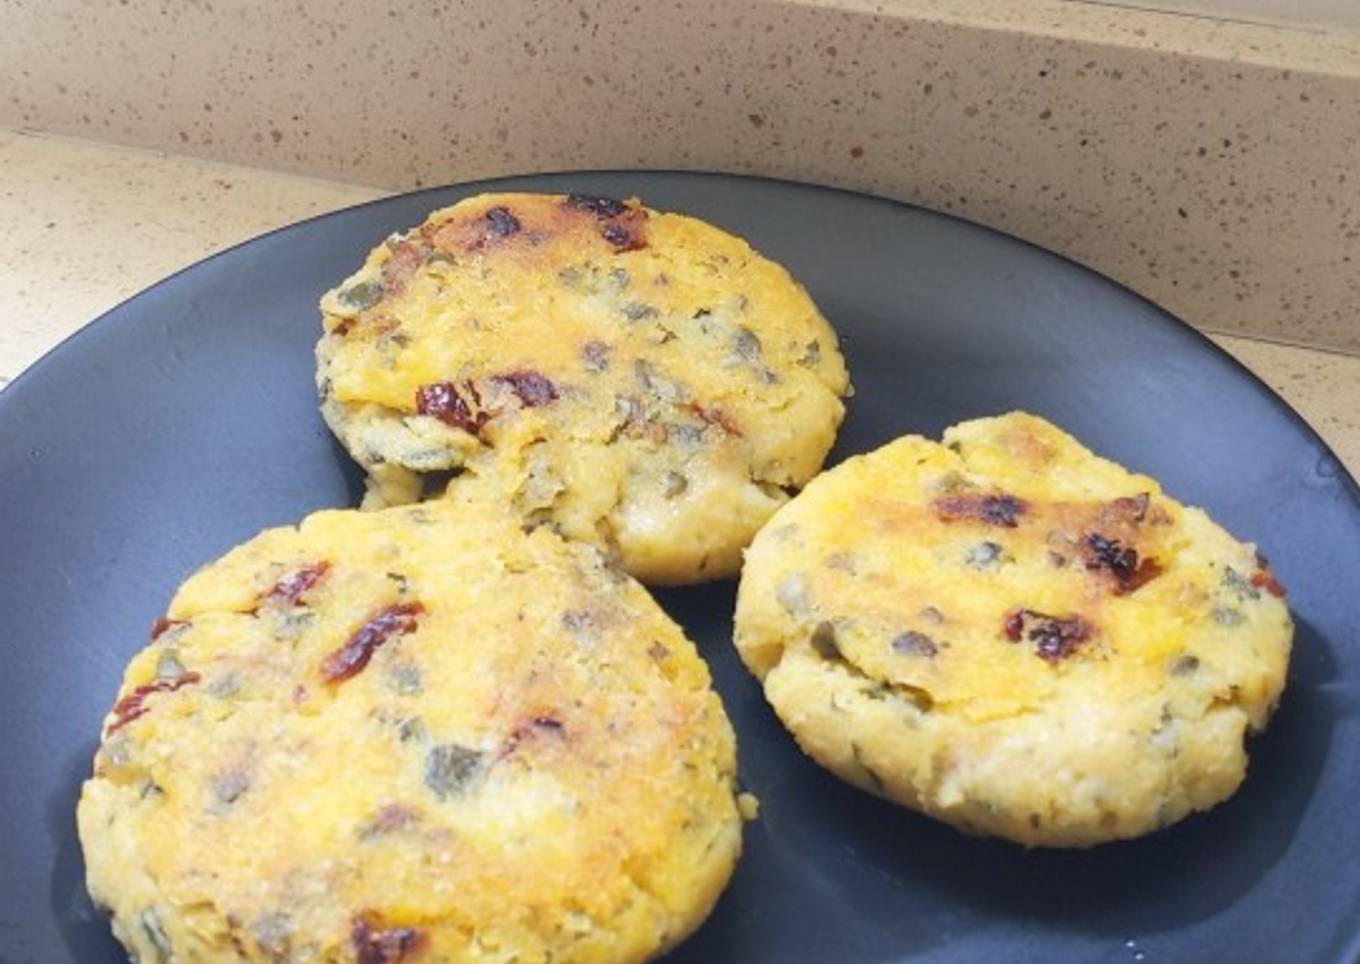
top-left (4, 167), bottom-right (1359, 964)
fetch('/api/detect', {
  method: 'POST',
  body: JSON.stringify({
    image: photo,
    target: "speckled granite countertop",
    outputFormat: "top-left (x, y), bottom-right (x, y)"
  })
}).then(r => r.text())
top-left (3, 127), bottom-right (1358, 479)
top-left (6, 0), bottom-right (1360, 353)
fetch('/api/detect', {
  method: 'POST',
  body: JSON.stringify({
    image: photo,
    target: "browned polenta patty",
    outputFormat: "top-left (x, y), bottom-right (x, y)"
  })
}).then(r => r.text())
top-left (79, 500), bottom-right (742, 962)
top-left (316, 192), bottom-right (849, 584)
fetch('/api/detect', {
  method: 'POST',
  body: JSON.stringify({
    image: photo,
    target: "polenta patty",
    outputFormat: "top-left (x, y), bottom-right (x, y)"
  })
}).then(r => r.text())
top-left (78, 502), bottom-right (743, 962)
top-left (734, 412), bottom-right (1292, 847)
top-left (315, 192), bottom-right (849, 585)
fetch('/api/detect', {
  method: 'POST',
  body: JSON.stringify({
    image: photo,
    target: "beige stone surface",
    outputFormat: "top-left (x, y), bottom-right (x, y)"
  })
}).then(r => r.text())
top-left (1210, 332), bottom-right (1360, 476)
top-left (2, 128), bottom-right (1355, 482)
top-left (1, 0), bottom-right (1358, 351)
top-left (0, 129), bottom-right (381, 383)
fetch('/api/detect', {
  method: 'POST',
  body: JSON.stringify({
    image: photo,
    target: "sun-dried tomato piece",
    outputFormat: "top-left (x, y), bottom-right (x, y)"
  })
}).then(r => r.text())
top-left (501, 715), bottom-right (566, 757)
top-left (1121, 558), bottom-right (1162, 593)
top-left (107, 673), bottom-right (202, 733)
top-left (352, 916), bottom-right (426, 964)
top-left (511, 715), bottom-right (565, 741)
top-left (1100, 493), bottom-right (1150, 525)
top-left (1004, 609), bottom-right (1093, 663)
top-left (490, 370), bottom-right (559, 407)
top-left (690, 403), bottom-right (742, 436)
top-left (264, 561), bottom-right (330, 606)
top-left (564, 193), bottom-right (628, 218)
top-left (1085, 534), bottom-right (1136, 574)
top-left (484, 206), bottom-right (521, 237)
top-left (320, 603), bottom-right (424, 684)
top-left (528, 714), bottom-right (563, 733)
top-left (602, 221), bottom-right (646, 251)
top-left (1083, 534), bottom-right (1162, 594)
top-left (934, 493), bottom-right (1027, 527)
top-left (458, 206), bottom-right (524, 252)
top-left (571, 200), bottom-right (649, 251)
top-left (1251, 569), bottom-right (1287, 598)
top-left (150, 616), bottom-right (188, 640)
top-left (415, 382), bottom-right (488, 435)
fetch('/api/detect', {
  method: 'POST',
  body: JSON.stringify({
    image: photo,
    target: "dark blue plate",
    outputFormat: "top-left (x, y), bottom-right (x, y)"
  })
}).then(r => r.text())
top-left (3, 173), bottom-right (1357, 963)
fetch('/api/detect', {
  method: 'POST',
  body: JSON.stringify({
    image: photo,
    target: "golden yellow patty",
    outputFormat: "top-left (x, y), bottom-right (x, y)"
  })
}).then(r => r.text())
top-left (315, 192), bottom-right (849, 585)
top-left (78, 502), bottom-right (742, 963)
top-left (734, 412), bottom-right (1292, 847)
